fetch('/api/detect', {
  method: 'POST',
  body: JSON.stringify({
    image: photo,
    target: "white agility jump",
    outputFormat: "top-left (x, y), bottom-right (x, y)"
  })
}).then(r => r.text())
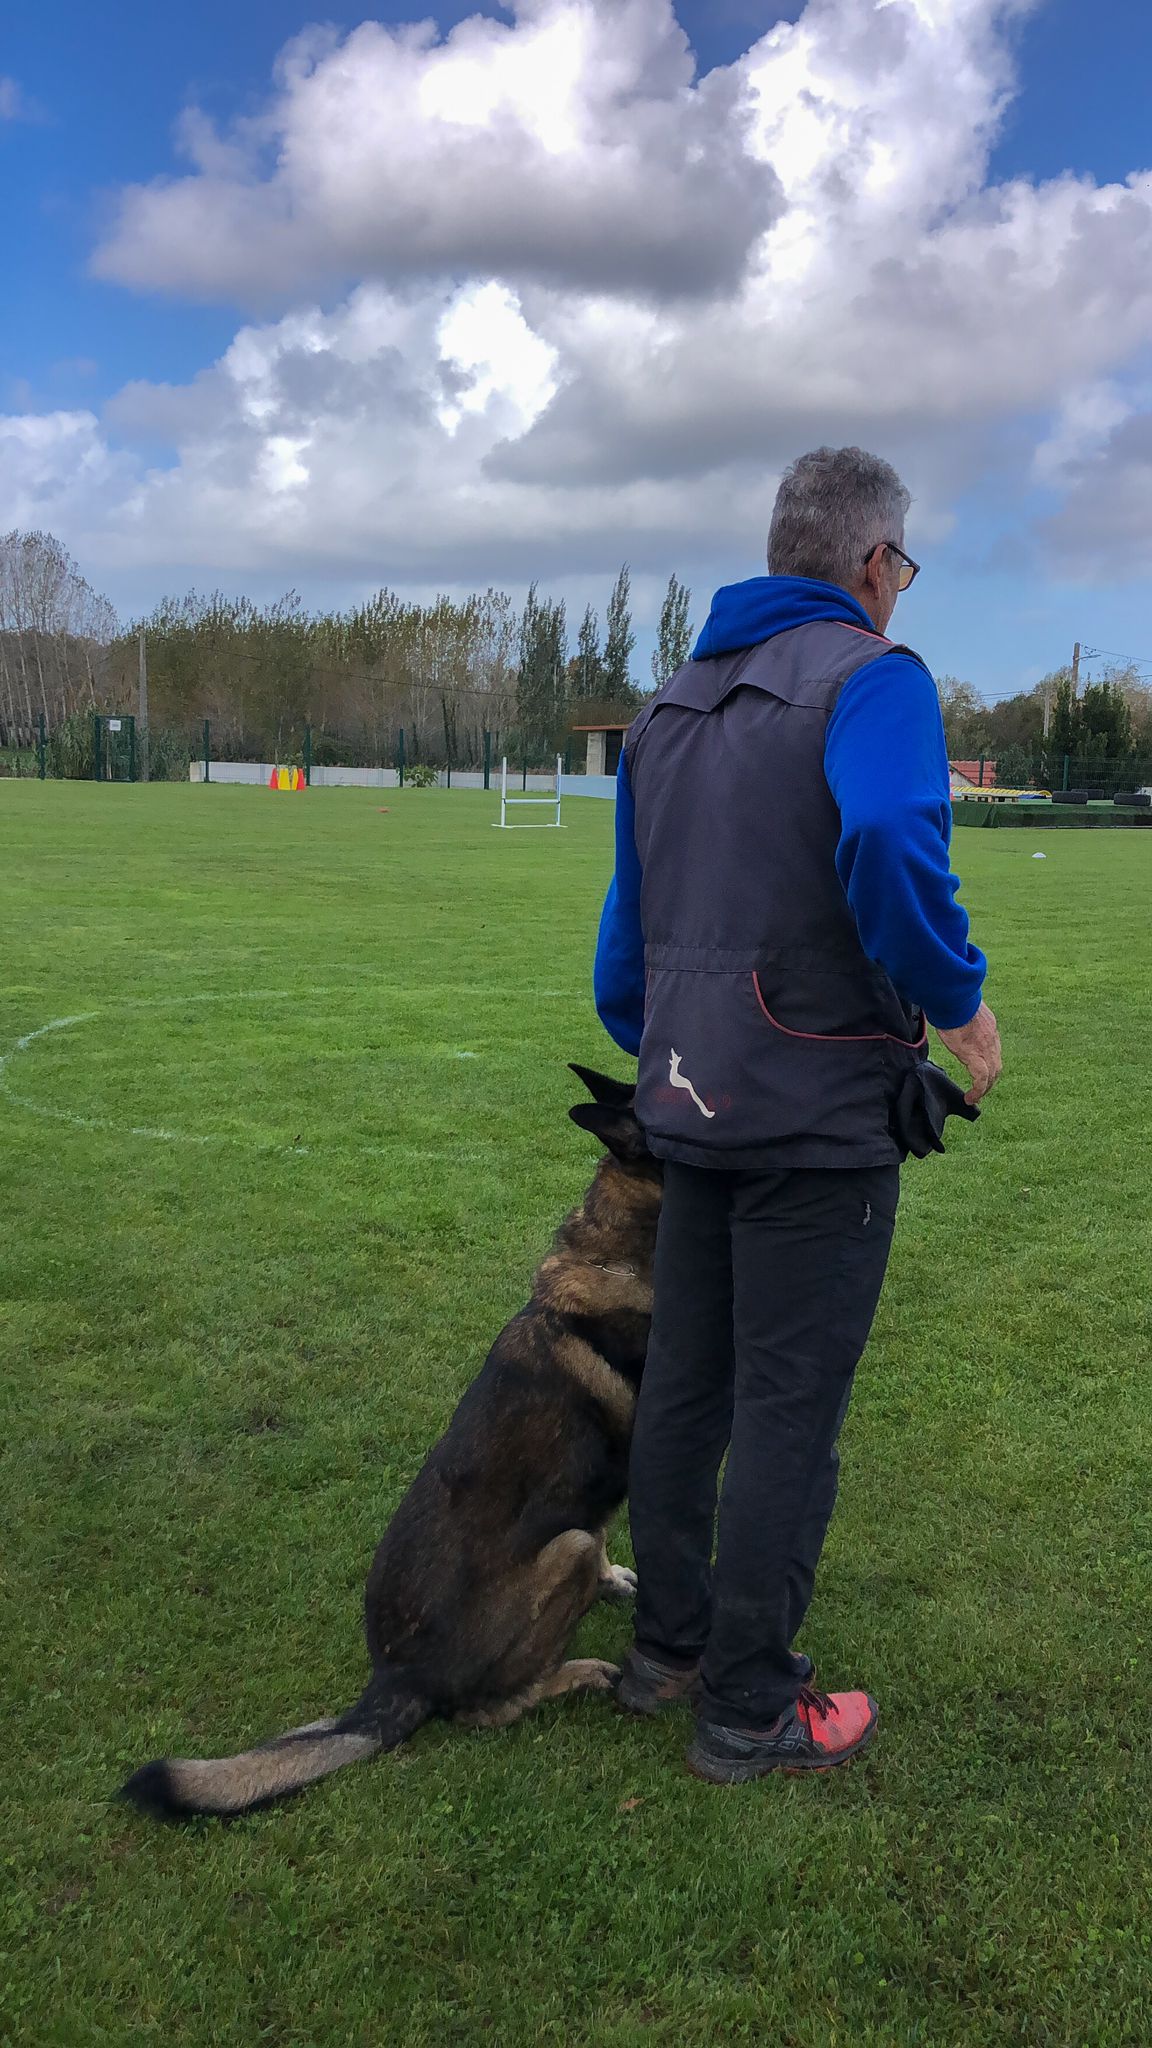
top-left (495, 755), bottom-right (565, 829)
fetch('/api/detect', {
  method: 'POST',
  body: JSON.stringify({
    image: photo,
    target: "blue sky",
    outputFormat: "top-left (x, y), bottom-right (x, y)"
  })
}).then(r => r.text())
top-left (4, 0), bottom-right (1152, 696)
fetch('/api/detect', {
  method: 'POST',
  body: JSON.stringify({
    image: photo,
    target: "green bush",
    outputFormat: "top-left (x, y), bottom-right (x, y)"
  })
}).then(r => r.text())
top-left (144, 730), bottom-right (193, 782)
top-left (310, 732), bottom-right (358, 767)
top-left (403, 762), bottom-right (439, 788)
top-left (46, 713), bottom-right (96, 780)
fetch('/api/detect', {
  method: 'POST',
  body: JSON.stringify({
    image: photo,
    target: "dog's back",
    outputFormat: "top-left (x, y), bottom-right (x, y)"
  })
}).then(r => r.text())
top-left (120, 1066), bottom-right (661, 1820)
top-left (363, 1103), bottom-right (663, 1706)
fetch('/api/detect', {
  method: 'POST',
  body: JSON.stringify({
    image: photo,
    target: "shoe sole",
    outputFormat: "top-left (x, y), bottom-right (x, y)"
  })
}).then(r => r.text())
top-left (685, 1710), bottom-right (878, 1786)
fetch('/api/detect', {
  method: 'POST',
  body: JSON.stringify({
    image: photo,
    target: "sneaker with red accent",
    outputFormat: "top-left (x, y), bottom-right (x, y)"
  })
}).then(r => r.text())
top-left (617, 1648), bottom-right (815, 1718)
top-left (686, 1685), bottom-right (878, 1783)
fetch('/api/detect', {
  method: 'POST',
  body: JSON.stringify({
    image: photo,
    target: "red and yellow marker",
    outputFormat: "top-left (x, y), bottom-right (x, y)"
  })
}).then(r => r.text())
top-left (268, 766), bottom-right (307, 791)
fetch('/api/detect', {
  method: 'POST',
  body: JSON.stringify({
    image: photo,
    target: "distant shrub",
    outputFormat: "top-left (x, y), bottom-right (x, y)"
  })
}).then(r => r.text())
top-left (146, 730), bottom-right (193, 782)
top-left (46, 713), bottom-right (95, 780)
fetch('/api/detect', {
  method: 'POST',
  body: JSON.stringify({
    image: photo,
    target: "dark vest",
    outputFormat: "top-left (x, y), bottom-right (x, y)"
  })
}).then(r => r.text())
top-left (626, 620), bottom-right (928, 1170)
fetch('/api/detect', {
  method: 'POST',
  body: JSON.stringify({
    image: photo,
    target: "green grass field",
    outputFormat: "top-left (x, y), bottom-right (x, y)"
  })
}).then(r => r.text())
top-left (2, 782), bottom-right (1150, 2046)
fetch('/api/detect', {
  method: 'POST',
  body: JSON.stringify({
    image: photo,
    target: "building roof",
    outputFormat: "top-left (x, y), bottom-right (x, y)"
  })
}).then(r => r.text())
top-left (951, 759), bottom-right (997, 786)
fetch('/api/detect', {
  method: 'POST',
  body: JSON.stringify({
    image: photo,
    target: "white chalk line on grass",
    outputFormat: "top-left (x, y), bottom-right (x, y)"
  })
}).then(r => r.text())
top-left (0, 986), bottom-right (535, 1158)
top-left (0, 999), bottom-right (300, 1149)
top-left (0, 993), bottom-right (327, 1143)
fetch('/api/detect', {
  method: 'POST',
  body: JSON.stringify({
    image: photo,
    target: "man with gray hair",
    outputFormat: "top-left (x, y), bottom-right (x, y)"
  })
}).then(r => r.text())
top-left (594, 446), bottom-right (1000, 1783)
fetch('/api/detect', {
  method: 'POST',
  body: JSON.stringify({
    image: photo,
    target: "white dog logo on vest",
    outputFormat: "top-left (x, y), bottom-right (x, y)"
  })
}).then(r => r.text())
top-left (669, 1049), bottom-right (715, 1120)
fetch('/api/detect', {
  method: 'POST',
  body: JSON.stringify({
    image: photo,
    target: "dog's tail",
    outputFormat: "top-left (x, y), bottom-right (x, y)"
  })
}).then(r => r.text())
top-left (118, 1670), bottom-right (429, 1821)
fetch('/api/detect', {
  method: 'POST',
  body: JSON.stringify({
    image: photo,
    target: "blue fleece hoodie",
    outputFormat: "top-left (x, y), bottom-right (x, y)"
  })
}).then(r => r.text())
top-left (594, 575), bottom-right (985, 1056)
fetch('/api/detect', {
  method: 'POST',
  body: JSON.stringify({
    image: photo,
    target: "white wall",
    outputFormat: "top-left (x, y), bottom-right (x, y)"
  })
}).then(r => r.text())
top-left (561, 773), bottom-right (616, 800)
top-left (191, 761), bottom-right (397, 788)
top-left (190, 761), bottom-right (617, 798)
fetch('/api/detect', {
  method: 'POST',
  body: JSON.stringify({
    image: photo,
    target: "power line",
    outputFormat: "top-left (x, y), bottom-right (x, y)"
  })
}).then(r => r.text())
top-left (1081, 645), bottom-right (1152, 674)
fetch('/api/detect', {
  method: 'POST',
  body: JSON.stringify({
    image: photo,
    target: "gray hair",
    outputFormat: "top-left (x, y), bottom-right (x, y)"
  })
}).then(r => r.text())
top-left (767, 446), bottom-right (911, 589)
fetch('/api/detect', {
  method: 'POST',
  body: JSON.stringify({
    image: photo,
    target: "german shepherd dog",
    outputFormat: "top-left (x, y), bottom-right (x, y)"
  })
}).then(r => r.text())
top-left (120, 1065), bottom-right (661, 1820)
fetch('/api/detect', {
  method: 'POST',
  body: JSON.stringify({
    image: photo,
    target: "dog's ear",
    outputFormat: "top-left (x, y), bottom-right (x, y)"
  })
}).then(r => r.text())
top-left (567, 1063), bottom-right (636, 1107)
top-left (569, 1101), bottom-right (649, 1163)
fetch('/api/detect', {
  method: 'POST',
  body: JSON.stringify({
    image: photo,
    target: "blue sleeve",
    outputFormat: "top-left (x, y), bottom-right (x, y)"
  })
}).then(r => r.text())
top-left (824, 653), bottom-right (986, 1031)
top-left (593, 752), bottom-right (645, 1056)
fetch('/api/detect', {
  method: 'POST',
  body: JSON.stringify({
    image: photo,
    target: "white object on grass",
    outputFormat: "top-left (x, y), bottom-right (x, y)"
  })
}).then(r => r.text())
top-left (1032, 852), bottom-right (1047, 859)
top-left (495, 755), bottom-right (564, 829)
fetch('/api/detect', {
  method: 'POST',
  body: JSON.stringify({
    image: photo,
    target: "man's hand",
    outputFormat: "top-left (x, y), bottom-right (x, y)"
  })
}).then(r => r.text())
top-left (933, 1001), bottom-right (1002, 1106)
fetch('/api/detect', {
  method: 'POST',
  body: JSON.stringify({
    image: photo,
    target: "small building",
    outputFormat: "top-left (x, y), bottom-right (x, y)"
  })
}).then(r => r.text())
top-left (571, 722), bottom-right (630, 777)
top-left (950, 758), bottom-right (997, 791)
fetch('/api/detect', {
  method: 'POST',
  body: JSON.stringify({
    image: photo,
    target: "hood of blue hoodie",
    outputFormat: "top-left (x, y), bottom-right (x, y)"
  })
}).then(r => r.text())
top-left (692, 576), bottom-right (877, 661)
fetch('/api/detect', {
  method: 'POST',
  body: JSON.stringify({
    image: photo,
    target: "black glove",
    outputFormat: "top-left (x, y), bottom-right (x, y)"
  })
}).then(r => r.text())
top-left (891, 1060), bottom-right (979, 1158)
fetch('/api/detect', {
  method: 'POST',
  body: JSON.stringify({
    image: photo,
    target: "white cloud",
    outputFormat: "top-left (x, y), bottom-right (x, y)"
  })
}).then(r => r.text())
top-left (1039, 399), bottom-right (1152, 580)
top-left (0, 412), bottom-right (128, 528)
top-left (1032, 383), bottom-right (1131, 490)
top-left (11, 283), bottom-right (749, 585)
top-left (92, 2), bottom-right (779, 302)
top-left (0, 75), bottom-right (48, 123)
top-left (436, 283), bottom-right (559, 434)
top-left (5, 0), bottom-right (1152, 598)
top-left (0, 75), bottom-right (33, 121)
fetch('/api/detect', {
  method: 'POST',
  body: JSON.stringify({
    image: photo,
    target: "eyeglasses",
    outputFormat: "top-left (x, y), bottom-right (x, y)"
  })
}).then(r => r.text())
top-left (867, 541), bottom-right (920, 591)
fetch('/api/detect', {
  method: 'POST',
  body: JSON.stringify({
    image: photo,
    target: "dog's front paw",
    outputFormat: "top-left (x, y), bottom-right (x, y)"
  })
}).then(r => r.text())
top-left (585, 1659), bottom-right (622, 1693)
top-left (598, 1564), bottom-right (638, 1603)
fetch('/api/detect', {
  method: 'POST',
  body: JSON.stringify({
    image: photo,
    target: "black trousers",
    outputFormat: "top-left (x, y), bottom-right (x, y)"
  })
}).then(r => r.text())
top-left (629, 1161), bottom-right (899, 1731)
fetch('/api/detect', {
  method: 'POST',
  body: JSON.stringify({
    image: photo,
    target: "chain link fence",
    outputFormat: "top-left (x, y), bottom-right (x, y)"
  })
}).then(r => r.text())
top-left (954, 751), bottom-right (1152, 827)
top-left (0, 713), bottom-right (199, 782)
top-left (0, 716), bottom-right (573, 788)
top-left (959, 752), bottom-right (1152, 800)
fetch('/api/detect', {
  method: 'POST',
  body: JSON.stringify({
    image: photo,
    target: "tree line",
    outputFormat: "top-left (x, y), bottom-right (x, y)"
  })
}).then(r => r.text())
top-left (936, 665), bottom-right (1152, 786)
top-left (15, 523), bottom-right (1144, 790)
top-left (0, 532), bottom-right (119, 745)
top-left (0, 530), bottom-right (699, 773)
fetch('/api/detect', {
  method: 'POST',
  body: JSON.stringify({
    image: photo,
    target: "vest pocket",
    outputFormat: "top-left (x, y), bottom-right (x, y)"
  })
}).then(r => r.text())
top-left (636, 964), bottom-right (906, 1153)
top-left (751, 969), bottom-right (926, 1049)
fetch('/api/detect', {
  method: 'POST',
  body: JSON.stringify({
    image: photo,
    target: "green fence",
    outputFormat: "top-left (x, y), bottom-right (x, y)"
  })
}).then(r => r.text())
top-left (0, 719), bottom-right (567, 790)
top-left (306, 723), bottom-right (564, 786)
top-left (0, 713), bottom-right (201, 783)
top-left (8, 719), bottom-right (1151, 808)
top-left (964, 754), bottom-right (1152, 798)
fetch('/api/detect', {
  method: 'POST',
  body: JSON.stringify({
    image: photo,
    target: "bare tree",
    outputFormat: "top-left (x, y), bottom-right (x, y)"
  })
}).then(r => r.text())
top-left (0, 531), bottom-right (117, 745)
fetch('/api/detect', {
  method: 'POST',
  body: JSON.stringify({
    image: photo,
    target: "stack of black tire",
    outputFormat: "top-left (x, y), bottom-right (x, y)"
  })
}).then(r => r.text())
top-left (1051, 789), bottom-right (1151, 807)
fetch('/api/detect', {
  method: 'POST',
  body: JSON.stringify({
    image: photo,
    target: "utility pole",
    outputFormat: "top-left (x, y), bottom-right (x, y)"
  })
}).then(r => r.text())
top-left (1071, 641), bottom-right (1081, 696)
top-left (137, 627), bottom-right (150, 782)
